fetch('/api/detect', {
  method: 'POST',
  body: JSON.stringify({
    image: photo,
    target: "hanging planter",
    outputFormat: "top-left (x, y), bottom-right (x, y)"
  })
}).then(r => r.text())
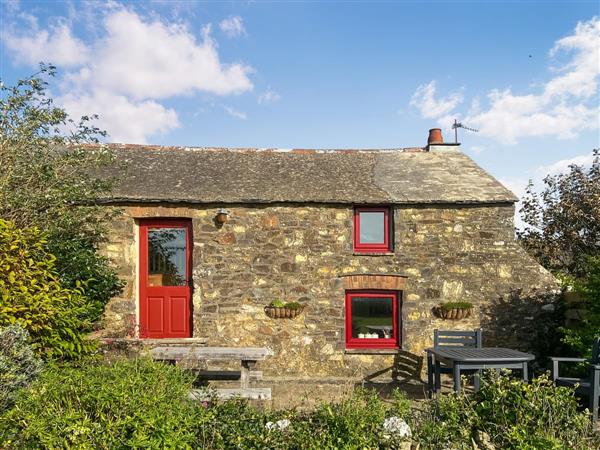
top-left (439, 302), bottom-right (473, 320)
top-left (264, 301), bottom-right (305, 319)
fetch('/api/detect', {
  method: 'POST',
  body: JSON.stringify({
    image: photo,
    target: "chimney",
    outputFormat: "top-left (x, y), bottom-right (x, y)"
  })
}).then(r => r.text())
top-left (427, 128), bottom-right (443, 145)
top-left (426, 128), bottom-right (460, 152)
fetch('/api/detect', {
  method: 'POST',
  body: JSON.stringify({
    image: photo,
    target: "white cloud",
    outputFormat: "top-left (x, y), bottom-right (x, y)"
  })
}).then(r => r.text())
top-left (60, 90), bottom-right (179, 143)
top-left (409, 81), bottom-right (463, 120)
top-left (258, 89), bottom-right (281, 105)
top-left (468, 146), bottom-right (485, 155)
top-left (2, 4), bottom-right (255, 143)
top-left (219, 16), bottom-right (246, 38)
top-left (410, 17), bottom-right (600, 144)
top-left (3, 23), bottom-right (89, 67)
top-left (224, 106), bottom-right (247, 120)
top-left (534, 152), bottom-right (596, 178)
top-left (77, 10), bottom-right (253, 100)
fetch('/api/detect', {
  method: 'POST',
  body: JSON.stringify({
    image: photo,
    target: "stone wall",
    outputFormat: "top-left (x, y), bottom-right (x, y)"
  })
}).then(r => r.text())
top-left (101, 202), bottom-right (559, 383)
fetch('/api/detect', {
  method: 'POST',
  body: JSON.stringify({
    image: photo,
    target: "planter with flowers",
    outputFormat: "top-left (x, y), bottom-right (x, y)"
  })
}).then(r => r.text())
top-left (438, 301), bottom-right (474, 320)
top-left (264, 300), bottom-right (306, 319)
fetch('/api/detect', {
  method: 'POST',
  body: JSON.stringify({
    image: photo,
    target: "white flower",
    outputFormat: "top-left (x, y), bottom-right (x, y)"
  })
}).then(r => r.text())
top-left (276, 419), bottom-right (290, 430)
top-left (265, 419), bottom-right (291, 431)
top-left (383, 416), bottom-right (411, 438)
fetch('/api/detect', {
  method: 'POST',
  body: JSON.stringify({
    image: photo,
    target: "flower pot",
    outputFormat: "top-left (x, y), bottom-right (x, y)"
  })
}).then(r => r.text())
top-left (440, 307), bottom-right (472, 320)
top-left (264, 305), bottom-right (305, 319)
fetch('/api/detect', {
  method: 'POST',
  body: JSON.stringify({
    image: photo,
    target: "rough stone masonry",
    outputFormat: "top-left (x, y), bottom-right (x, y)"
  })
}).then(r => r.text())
top-left (97, 143), bottom-right (559, 402)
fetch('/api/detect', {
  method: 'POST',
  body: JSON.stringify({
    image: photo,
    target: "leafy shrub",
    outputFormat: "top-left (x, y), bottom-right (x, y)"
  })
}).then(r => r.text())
top-left (1, 358), bottom-right (198, 449)
top-left (307, 388), bottom-right (395, 449)
top-left (48, 236), bottom-right (123, 326)
top-left (414, 371), bottom-right (598, 449)
top-left (0, 325), bottom-right (43, 411)
top-left (196, 388), bottom-right (412, 450)
top-left (561, 256), bottom-right (600, 359)
top-left (3, 360), bottom-right (597, 449)
top-left (0, 219), bottom-right (96, 359)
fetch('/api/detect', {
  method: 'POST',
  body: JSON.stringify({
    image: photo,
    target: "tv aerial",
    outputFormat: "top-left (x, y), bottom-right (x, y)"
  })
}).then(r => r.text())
top-left (452, 119), bottom-right (478, 143)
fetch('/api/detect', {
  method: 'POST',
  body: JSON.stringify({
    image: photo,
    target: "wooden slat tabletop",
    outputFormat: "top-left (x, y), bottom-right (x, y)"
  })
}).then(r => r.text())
top-left (151, 346), bottom-right (274, 361)
top-left (428, 347), bottom-right (534, 363)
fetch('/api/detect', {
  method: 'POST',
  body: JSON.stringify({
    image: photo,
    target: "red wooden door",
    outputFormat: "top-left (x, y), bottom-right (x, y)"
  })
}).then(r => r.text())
top-left (139, 219), bottom-right (192, 338)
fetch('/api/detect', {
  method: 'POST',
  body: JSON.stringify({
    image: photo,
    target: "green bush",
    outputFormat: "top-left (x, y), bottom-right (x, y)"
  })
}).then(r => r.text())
top-left (1, 358), bottom-right (198, 449)
top-left (561, 256), bottom-right (600, 359)
top-left (0, 219), bottom-right (96, 359)
top-left (0, 325), bottom-right (43, 411)
top-left (196, 387), bottom-right (412, 450)
top-left (3, 359), bottom-right (597, 449)
top-left (474, 371), bottom-right (592, 448)
top-left (48, 236), bottom-right (123, 326)
top-left (414, 371), bottom-right (598, 449)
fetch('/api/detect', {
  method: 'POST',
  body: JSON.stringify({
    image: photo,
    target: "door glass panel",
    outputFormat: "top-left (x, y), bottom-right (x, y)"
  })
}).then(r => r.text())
top-left (359, 212), bottom-right (385, 243)
top-left (147, 228), bottom-right (187, 286)
top-left (351, 296), bottom-right (393, 339)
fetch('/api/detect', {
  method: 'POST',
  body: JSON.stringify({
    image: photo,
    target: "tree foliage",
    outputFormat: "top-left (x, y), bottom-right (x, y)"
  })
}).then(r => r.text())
top-left (561, 256), bottom-right (600, 358)
top-left (0, 64), bottom-right (122, 325)
top-left (518, 149), bottom-right (600, 278)
top-left (0, 219), bottom-right (96, 358)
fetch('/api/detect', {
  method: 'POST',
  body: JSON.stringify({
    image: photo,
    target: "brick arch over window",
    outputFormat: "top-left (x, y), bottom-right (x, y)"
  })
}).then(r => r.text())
top-left (341, 274), bottom-right (407, 291)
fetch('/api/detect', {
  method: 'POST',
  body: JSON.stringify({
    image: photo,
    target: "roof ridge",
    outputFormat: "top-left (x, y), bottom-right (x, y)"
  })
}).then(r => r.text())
top-left (92, 143), bottom-right (427, 154)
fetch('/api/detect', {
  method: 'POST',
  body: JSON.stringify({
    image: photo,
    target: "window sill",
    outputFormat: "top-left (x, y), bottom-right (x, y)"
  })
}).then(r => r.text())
top-left (352, 252), bottom-right (395, 256)
top-left (344, 348), bottom-right (400, 355)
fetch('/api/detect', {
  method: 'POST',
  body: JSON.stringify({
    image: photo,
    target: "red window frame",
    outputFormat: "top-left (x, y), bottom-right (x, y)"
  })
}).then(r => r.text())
top-left (345, 290), bottom-right (400, 349)
top-left (353, 207), bottom-right (391, 253)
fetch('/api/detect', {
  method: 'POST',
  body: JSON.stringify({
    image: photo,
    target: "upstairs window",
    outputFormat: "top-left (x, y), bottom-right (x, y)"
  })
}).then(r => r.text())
top-left (353, 207), bottom-right (391, 253)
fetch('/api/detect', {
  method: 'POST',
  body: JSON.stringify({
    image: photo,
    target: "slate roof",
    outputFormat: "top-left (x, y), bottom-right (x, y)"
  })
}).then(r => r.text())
top-left (98, 144), bottom-right (518, 205)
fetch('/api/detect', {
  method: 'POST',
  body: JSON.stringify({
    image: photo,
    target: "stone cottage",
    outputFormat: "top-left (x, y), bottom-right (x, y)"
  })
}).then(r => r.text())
top-left (99, 130), bottom-right (558, 402)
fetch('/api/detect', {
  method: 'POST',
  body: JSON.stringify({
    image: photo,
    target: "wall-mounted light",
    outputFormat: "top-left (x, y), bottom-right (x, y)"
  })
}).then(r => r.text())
top-left (216, 208), bottom-right (230, 224)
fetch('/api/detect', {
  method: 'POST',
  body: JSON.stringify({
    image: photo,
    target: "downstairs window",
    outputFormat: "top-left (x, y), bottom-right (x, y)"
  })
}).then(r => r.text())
top-left (345, 290), bottom-right (400, 349)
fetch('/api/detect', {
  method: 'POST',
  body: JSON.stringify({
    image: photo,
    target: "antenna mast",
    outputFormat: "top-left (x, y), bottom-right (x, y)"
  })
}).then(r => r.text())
top-left (452, 119), bottom-right (479, 143)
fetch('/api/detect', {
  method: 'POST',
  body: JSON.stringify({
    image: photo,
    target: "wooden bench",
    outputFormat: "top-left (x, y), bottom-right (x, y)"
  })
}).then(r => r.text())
top-left (151, 346), bottom-right (273, 400)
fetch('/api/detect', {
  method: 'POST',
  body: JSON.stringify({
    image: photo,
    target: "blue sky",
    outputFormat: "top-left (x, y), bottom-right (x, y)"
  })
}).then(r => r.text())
top-left (1, 0), bottom-right (599, 208)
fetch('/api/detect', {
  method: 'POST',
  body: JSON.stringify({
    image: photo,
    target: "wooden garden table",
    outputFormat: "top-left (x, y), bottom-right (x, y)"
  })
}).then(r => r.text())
top-left (151, 346), bottom-right (273, 400)
top-left (426, 347), bottom-right (535, 394)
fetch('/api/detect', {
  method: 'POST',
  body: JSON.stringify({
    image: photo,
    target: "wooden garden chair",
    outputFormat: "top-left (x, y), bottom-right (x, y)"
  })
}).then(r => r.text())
top-left (427, 328), bottom-right (482, 396)
top-left (551, 337), bottom-right (600, 424)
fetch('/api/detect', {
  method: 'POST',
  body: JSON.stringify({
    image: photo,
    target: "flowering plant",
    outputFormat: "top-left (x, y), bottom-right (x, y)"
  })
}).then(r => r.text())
top-left (265, 418), bottom-right (291, 432)
top-left (382, 416), bottom-right (411, 441)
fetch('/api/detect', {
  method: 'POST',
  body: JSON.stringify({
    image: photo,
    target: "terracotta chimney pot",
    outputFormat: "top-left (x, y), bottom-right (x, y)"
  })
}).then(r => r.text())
top-left (427, 128), bottom-right (443, 145)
